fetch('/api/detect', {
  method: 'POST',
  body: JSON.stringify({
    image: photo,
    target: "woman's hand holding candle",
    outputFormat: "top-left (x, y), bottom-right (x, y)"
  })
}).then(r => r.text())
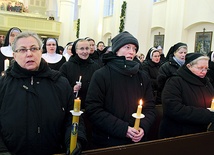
top-left (126, 126), bottom-right (144, 142)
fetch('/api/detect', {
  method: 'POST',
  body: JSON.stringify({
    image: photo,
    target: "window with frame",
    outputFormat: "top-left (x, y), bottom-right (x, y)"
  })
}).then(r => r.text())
top-left (103, 0), bottom-right (114, 17)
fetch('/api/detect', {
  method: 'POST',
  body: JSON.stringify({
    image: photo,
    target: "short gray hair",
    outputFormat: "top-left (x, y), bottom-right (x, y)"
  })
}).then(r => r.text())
top-left (12, 31), bottom-right (43, 52)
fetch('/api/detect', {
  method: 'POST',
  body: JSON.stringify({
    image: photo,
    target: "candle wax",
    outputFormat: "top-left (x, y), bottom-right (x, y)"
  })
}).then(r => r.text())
top-left (4, 59), bottom-right (9, 71)
top-left (74, 98), bottom-right (81, 112)
top-left (136, 105), bottom-right (142, 116)
top-left (134, 118), bottom-right (140, 130)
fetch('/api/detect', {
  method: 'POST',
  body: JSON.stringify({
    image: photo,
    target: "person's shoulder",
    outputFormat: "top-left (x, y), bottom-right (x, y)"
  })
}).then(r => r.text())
top-left (92, 66), bottom-right (108, 77)
top-left (53, 70), bottom-right (70, 85)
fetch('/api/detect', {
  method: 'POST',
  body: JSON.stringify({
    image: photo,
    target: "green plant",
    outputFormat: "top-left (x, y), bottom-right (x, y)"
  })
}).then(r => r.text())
top-left (119, 1), bottom-right (127, 33)
top-left (76, 18), bottom-right (80, 38)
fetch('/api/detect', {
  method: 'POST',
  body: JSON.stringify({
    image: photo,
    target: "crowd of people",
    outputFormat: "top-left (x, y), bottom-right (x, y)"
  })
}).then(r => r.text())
top-left (0, 27), bottom-right (214, 154)
top-left (0, 1), bottom-right (28, 13)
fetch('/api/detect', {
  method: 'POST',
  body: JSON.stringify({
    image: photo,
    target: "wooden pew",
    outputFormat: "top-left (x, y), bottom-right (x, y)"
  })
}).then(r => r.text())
top-left (147, 104), bottom-right (163, 140)
top-left (82, 131), bottom-right (214, 155)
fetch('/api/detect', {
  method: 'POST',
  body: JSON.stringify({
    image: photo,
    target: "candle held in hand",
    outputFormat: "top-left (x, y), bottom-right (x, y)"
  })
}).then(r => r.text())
top-left (70, 97), bottom-right (82, 153)
top-left (134, 99), bottom-right (143, 130)
top-left (78, 76), bottom-right (82, 82)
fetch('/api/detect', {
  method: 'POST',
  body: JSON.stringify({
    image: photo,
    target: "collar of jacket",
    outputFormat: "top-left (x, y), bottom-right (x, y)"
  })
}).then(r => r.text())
top-left (104, 53), bottom-right (140, 76)
top-left (177, 65), bottom-right (209, 86)
top-left (7, 58), bottom-right (61, 81)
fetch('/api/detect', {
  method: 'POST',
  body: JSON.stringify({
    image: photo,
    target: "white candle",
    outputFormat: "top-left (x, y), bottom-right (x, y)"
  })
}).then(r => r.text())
top-left (78, 76), bottom-right (82, 82)
top-left (4, 59), bottom-right (9, 71)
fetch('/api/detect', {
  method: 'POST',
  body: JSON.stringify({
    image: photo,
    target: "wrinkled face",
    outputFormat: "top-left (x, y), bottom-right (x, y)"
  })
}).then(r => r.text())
top-left (46, 40), bottom-right (56, 54)
top-left (76, 40), bottom-right (90, 60)
top-left (116, 44), bottom-right (137, 61)
top-left (187, 59), bottom-right (209, 78)
top-left (9, 31), bottom-right (20, 45)
top-left (174, 47), bottom-right (187, 61)
top-left (151, 51), bottom-right (160, 63)
top-left (88, 40), bottom-right (95, 54)
top-left (13, 36), bottom-right (42, 71)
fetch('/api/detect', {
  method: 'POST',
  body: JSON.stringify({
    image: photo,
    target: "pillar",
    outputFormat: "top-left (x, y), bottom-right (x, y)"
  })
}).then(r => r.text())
top-left (58, 0), bottom-right (75, 46)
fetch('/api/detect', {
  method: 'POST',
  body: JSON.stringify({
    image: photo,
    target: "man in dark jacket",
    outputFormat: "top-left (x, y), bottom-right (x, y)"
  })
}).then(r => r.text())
top-left (85, 31), bottom-right (156, 149)
top-left (0, 31), bottom-right (87, 155)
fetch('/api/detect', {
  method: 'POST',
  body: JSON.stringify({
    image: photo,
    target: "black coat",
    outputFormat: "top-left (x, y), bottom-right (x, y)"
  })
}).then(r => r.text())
top-left (85, 53), bottom-right (156, 148)
top-left (157, 56), bottom-right (181, 92)
top-left (142, 60), bottom-right (160, 93)
top-left (59, 55), bottom-right (100, 109)
top-left (0, 59), bottom-right (87, 155)
top-left (159, 66), bottom-right (214, 138)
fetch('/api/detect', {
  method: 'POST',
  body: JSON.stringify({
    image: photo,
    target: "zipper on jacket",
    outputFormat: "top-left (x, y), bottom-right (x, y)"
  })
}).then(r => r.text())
top-left (31, 76), bottom-right (34, 85)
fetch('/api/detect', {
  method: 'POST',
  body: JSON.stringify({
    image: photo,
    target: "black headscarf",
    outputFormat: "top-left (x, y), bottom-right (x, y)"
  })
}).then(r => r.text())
top-left (145, 47), bottom-right (159, 60)
top-left (165, 42), bottom-right (187, 61)
top-left (71, 39), bottom-right (82, 57)
top-left (3, 27), bottom-right (22, 46)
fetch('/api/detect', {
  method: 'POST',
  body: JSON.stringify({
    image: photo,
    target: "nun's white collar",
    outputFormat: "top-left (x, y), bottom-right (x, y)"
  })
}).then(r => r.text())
top-left (42, 53), bottom-right (63, 63)
top-left (0, 46), bottom-right (13, 57)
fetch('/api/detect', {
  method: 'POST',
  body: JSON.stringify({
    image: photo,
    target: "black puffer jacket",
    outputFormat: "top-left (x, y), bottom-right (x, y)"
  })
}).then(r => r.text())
top-left (159, 65), bottom-right (214, 138)
top-left (157, 56), bottom-right (181, 92)
top-left (85, 53), bottom-right (156, 148)
top-left (0, 59), bottom-right (87, 155)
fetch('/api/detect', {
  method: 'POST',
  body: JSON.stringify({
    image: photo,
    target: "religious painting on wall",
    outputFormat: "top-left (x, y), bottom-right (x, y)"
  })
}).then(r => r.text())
top-left (154, 34), bottom-right (164, 48)
top-left (195, 31), bottom-right (213, 55)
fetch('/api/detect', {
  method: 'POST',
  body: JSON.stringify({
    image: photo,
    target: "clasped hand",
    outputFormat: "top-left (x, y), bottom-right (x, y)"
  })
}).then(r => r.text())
top-left (126, 126), bottom-right (144, 142)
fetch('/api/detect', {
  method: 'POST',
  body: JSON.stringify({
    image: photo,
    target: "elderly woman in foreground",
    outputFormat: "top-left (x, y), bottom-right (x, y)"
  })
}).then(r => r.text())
top-left (159, 53), bottom-right (214, 138)
top-left (0, 31), bottom-right (87, 155)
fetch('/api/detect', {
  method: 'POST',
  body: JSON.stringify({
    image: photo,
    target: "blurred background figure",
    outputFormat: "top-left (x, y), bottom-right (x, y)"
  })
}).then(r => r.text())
top-left (136, 52), bottom-right (145, 63)
top-left (42, 38), bottom-right (66, 71)
top-left (0, 34), bottom-right (5, 48)
top-left (63, 42), bottom-right (73, 61)
top-left (0, 27), bottom-right (22, 74)
top-left (96, 41), bottom-right (105, 53)
top-left (86, 38), bottom-right (102, 66)
top-left (156, 45), bottom-right (166, 64)
top-left (157, 42), bottom-right (188, 102)
top-left (142, 47), bottom-right (161, 104)
top-left (58, 45), bottom-right (64, 55)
